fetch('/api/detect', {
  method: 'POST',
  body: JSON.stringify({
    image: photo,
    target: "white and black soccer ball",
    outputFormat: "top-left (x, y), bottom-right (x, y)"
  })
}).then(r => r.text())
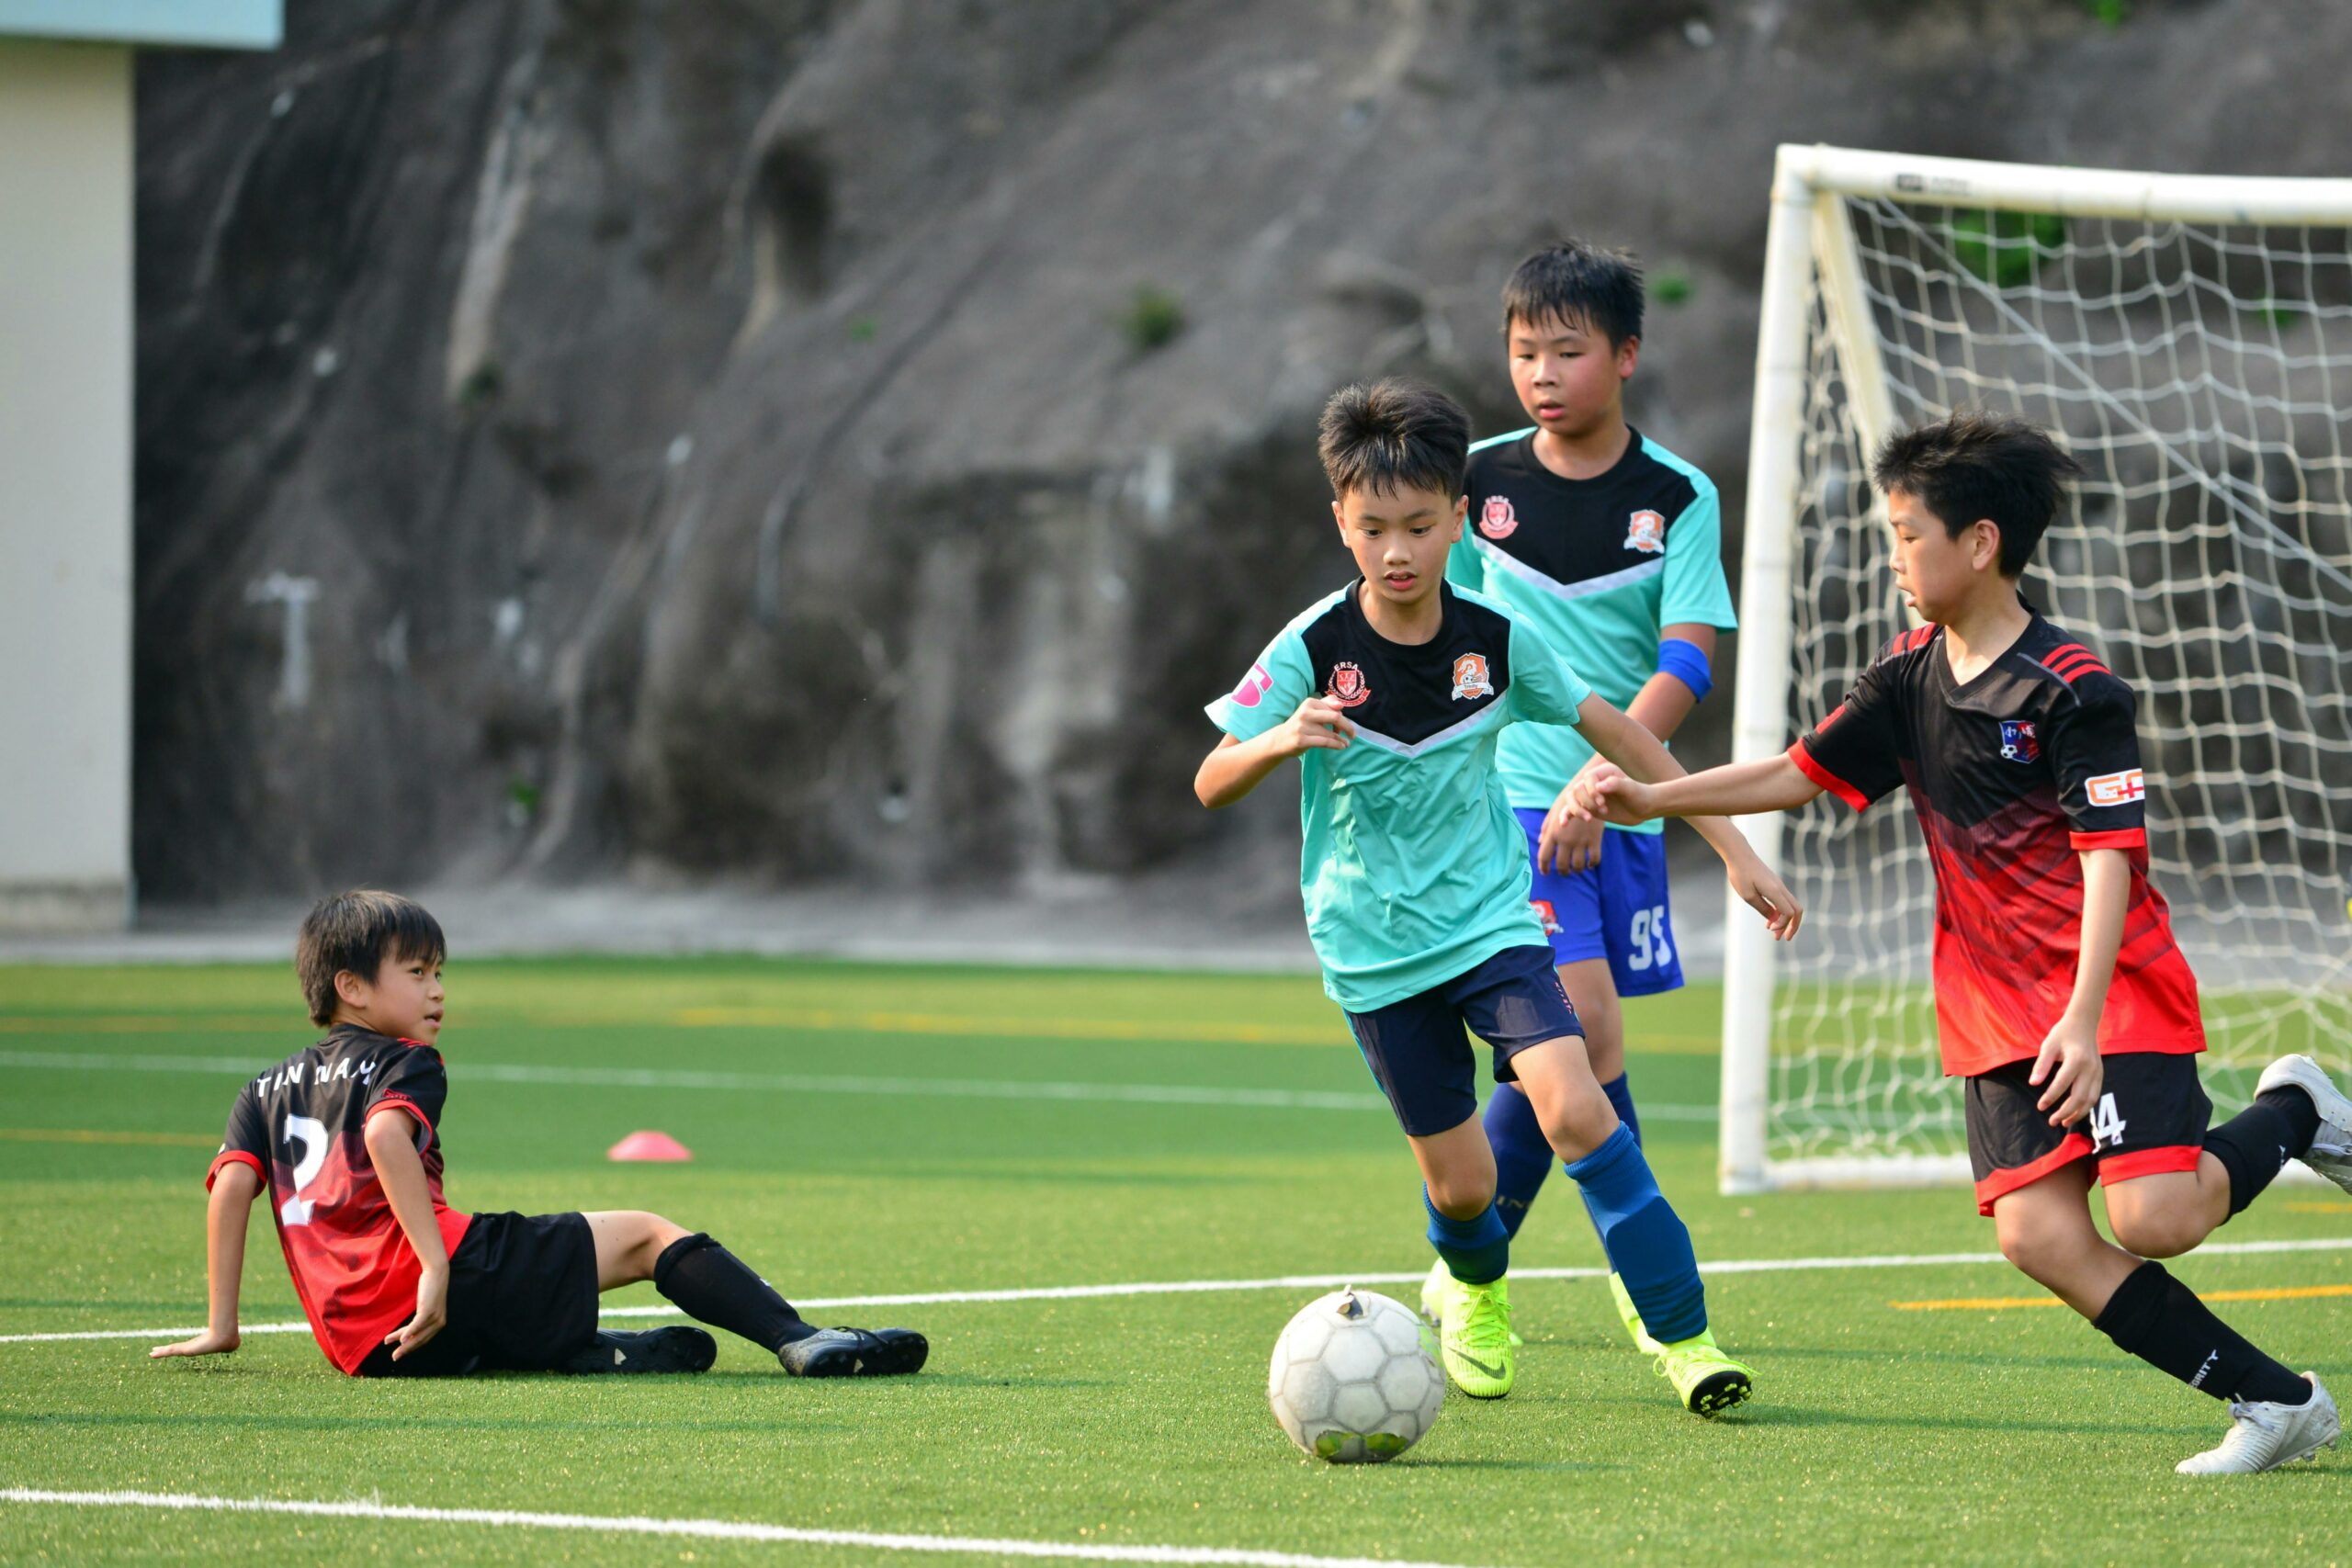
top-left (1267, 1286), bottom-right (1443, 1462)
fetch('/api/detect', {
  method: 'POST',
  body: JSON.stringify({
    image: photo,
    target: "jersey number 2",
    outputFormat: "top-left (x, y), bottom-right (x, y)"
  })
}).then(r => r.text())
top-left (279, 1115), bottom-right (327, 1226)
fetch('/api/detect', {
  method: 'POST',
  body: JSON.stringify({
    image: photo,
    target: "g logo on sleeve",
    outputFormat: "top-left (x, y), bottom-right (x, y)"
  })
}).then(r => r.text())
top-left (2086, 768), bottom-right (2146, 807)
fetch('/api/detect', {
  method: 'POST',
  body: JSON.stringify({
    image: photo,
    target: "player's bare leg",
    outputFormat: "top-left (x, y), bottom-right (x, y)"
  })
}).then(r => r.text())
top-left (1994, 1161), bottom-right (2335, 1471)
top-left (1409, 1115), bottom-right (1515, 1396)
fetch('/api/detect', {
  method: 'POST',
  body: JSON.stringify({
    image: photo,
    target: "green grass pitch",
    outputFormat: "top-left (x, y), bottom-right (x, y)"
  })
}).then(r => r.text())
top-left (2, 957), bottom-right (2348, 1565)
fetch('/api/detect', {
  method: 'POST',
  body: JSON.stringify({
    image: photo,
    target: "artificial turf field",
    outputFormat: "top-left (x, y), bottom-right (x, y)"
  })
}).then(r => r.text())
top-left (2, 957), bottom-right (2347, 1566)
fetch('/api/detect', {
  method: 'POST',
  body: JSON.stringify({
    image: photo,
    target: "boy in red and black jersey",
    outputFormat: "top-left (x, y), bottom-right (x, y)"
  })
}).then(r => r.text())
top-left (154, 890), bottom-right (926, 1381)
top-left (1575, 409), bottom-right (2352, 1474)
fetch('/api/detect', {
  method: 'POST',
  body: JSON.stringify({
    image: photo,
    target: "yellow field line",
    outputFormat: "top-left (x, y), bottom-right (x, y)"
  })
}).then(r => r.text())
top-left (1894, 1282), bottom-right (2352, 1311)
top-left (2283, 1201), bottom-right (2352, 1213)
top-left (0, 1127), bottom-right (218, 1148)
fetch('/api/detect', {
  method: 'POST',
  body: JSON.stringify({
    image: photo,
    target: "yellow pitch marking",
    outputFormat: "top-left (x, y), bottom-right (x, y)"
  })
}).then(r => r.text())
top-left (1894, 1282), bottom-right (2352, 1311)
top-left (0, 1127), bottom-right (218, 1148)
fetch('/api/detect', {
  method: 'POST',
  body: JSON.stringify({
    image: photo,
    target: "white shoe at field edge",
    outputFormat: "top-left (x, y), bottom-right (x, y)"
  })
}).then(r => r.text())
top-left (2176, 1374), bottom-right (2339, 1474)
top-left (2255, 1055), bottom-right (2352, 1193)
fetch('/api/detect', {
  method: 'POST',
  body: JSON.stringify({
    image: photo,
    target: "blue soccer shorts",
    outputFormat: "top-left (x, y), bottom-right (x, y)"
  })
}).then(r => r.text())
top-left (1342, 945), bottom-right (1584, 1136)
top-left (1513, 807), bottom-right (1685, 997)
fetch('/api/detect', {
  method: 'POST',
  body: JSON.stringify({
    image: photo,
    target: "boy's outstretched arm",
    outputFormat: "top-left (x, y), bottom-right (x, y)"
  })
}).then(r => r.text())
top-left (151, 1161), bottom-right (261, 1359)
top-left (1194, 697), bottom-right (1356, 808)
top-left (1560, 697), bottom-right (1805, 940)
top-left (1575, 753), bottom-right (1825, 825)
top-left (364, 1109), bottom-right (451, 1360)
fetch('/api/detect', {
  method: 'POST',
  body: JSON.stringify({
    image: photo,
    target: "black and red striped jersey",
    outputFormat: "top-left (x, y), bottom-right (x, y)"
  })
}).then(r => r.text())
top-left (208, 1024), bottom-right (472, 1373)
top-left (1789, 614), bottom-right (2204, 1078)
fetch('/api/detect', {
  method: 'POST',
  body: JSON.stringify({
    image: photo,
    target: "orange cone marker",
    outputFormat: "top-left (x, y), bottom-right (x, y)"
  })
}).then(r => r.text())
top-left (607, 1130), bottom-right (693, 1162)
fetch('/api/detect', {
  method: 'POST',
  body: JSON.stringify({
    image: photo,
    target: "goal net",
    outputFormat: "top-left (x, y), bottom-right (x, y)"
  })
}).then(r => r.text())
top-left (1722, 145), bottom-right (2352, 1192)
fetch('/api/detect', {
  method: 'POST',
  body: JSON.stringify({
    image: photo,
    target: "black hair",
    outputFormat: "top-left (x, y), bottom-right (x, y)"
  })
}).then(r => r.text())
top-left (1316, 378), bottom-right (1471, 501)
top-left (1501, 240), bottom-right (1644, 347)
top-left (1870, 408), bottom-right (2084, 577)
top-left (296, 890), bottom-right (447, 1027)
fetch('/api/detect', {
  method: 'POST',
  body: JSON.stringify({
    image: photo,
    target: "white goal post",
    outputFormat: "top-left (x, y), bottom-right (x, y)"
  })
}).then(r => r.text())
top-left (1722, 144), bottom-right (2352, 1193)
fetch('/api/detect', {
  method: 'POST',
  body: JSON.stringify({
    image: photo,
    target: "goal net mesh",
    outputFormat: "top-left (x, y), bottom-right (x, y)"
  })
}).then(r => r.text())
top-left (1770, 195), bottom-right (2352, 1179)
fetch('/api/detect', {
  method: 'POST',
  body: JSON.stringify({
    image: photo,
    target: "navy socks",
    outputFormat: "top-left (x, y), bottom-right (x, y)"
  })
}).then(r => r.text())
top-left (1486, 1073), bottom-right (1644, 1240)
top-left (1563, 1123), bottom-right (1707, 1343)
top-left (1423, 1189), bottom-right (1510, 1285)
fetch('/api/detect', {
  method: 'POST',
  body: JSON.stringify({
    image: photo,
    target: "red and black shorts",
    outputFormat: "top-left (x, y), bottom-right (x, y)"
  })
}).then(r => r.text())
top-left (1965, 1052), bottom-right (2211, 1217)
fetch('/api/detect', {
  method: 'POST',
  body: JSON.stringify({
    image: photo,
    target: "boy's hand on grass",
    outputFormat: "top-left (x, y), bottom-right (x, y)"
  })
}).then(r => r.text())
top-left (150, 1326), bottom-right (239, 1359)
top-left (1571, 763), bottom-right (1656, 827)
top-left (1271, 697), bottom-right (1355, 759)
top-left (2030, 1019), bottom-right (2103, 1128)
top-left (387, 1265), bottom-right (449, 1360)
top-left (1729, 855), bottom-right (1805, 942)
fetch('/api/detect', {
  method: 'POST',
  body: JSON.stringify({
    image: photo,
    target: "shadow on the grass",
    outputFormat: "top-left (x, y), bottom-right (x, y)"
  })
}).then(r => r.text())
top-left (1734, 1404), bottom-right (2185, 1438)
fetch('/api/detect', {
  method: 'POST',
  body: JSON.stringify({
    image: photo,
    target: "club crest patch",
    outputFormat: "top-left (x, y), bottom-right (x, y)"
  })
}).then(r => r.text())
top-left (1478, 495), bottom-right (1519, 539)
top-left (1326, 661), bottom-right (1370, 708)
top-left (1450, 653), bottom-right (1493, 701)
top-left (1624, 509), bottom-right (1666, 555)
top-left (1531, 898), bottom-right (1563, 936)
top-left (1999, 719), bottom-right (2040, 763)
top-left (1228, 662), bottom-right (1273, 709)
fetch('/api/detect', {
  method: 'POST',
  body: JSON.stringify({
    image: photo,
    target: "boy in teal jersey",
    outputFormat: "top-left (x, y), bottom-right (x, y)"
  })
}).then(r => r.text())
top-left (1440, 242), bottom-right (1738, 1364)
top-left (1196, 378), bottom-right (1801, 1413)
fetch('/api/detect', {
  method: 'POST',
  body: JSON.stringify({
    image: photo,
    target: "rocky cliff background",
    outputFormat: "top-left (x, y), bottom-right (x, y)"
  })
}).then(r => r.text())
top-left (132, 0), bottom-right (2347, 903)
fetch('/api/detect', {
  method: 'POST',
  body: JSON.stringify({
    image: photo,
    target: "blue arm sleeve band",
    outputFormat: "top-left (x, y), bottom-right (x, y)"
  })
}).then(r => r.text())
top-left (1657, 637), bottom-right (1713, 703)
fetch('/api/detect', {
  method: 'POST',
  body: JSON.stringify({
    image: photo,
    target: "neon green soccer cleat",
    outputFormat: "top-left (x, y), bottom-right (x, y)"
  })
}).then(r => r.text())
top-left (1651, 1328), bottom-right (1754, 1416)
top-left (1432, 1271), bottom-right (1516, 1398)
top-left (1606, 1271), bottom-right (1666, 1356)
top-left (1422, 1258), bottom-right (1522, 1347)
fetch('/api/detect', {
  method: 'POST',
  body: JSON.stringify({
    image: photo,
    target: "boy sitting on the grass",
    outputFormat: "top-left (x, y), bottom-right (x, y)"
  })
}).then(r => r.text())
top-left (1573, 409), bottom-right (2352, 1473)
top-left (153, 889), bottom-right (926, 1380)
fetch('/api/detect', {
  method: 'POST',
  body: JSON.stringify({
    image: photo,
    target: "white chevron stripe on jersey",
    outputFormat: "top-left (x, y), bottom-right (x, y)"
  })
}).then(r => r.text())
top-left (1474, 537), bottom-right (1664, 602)
top-left (1344, 698), bottom-right (1509, 759)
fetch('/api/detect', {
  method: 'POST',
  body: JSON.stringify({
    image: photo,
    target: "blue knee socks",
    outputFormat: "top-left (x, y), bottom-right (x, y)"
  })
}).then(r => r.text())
top-left (1563, 1122), bottom-right (1706, 1344)
top-left (1481, 1083), bottom-right (1555, 1240)
top-left (1488, 1073), bottom-right (1644, 1242)
top-left (1423, 1188), bottom-right (1510, 1285)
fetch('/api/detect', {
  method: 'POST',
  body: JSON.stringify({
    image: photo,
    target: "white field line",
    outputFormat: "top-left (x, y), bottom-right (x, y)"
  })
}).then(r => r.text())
top-left (0, 1046), bottom-right (1716, 1121)
top-left (12, 1235), bottom-right (2350, 1346)
top-left (0, 1488), bottom-right (1505, 1568)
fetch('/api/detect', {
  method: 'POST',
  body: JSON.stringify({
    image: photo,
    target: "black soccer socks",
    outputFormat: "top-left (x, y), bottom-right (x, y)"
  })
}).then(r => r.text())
top-left (2204, 1089), bottom-right (2323, 1215)
top-left (653, 1233), bottom-right (815, 1351)
top-left (2092, 1259), bottom-right (2307, 1406)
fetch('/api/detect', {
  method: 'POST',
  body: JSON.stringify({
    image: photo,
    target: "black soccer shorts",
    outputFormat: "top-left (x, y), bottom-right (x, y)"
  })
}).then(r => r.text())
top-left (1965, 1051), bottom-right (2211, 1216)
top-left (356, 1210), bottom-right (601, 1377)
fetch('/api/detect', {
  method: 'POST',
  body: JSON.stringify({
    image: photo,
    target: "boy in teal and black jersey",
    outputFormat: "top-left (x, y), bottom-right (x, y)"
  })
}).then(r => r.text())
top-left (1196, 378), bottom-right (1800, 1415)
top-left (1440, 242), bottom-right (1738, 1365)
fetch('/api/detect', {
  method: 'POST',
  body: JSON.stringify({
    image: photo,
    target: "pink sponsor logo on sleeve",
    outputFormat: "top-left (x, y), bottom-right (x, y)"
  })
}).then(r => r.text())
top-left (1230, 663), bottom-right (1274, 708)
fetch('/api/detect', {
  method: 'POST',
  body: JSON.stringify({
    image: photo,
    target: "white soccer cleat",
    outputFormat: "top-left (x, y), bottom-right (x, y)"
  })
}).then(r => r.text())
top-left (2255, 1055), bottom-right (2352, 1193)
top-left (2175, 1375), bottom-right (2339, 1474)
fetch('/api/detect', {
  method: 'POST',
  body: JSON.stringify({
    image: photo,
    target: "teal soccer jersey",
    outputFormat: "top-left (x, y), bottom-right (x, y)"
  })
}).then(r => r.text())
top-left (1205, 580), bottom-right (1593, 1011)
top-left (1447, 427), bottom-right (1736, 829)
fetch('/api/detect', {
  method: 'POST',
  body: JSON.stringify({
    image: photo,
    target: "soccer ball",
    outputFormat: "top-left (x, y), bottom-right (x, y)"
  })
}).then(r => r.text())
top-left (1267, 1286), bottom-right (1443, 1462)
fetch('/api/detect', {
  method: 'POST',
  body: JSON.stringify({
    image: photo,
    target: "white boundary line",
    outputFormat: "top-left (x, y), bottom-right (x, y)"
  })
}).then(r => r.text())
top-left (0, 1487), bottom-right (1505, 1568)
top-left (11, 1236), bottom-right (2349, 1345)
top-left (0, 1046), bottom-right (1719, 1122)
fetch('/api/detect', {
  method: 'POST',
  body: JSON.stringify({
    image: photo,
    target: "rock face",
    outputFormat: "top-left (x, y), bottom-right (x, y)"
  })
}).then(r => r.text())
top-left (134, 0), bottom-right (2345, 899)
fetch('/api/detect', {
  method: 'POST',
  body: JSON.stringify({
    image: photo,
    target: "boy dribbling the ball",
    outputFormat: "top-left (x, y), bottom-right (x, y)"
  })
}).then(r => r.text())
top-left (1195, 378), bottom-right (1799, 1414)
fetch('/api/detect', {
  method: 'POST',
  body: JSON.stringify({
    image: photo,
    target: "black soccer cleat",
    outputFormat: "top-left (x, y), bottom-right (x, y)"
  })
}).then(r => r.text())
top-left (561, 1326), bottom-right (718, 1375)
top-left (778, 1326), bottom-right (929, 1378)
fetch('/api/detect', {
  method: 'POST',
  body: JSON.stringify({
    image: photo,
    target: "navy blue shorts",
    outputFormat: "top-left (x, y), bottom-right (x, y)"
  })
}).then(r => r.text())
top-left (1343, 945), bottom-right (1584, 1136)
top-left (1514, 807), bottom-right (1685, 996)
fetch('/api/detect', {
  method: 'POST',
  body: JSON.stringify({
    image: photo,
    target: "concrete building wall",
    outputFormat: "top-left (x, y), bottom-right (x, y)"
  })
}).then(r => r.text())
top-left (0, 41), bottom-right (133, 931)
